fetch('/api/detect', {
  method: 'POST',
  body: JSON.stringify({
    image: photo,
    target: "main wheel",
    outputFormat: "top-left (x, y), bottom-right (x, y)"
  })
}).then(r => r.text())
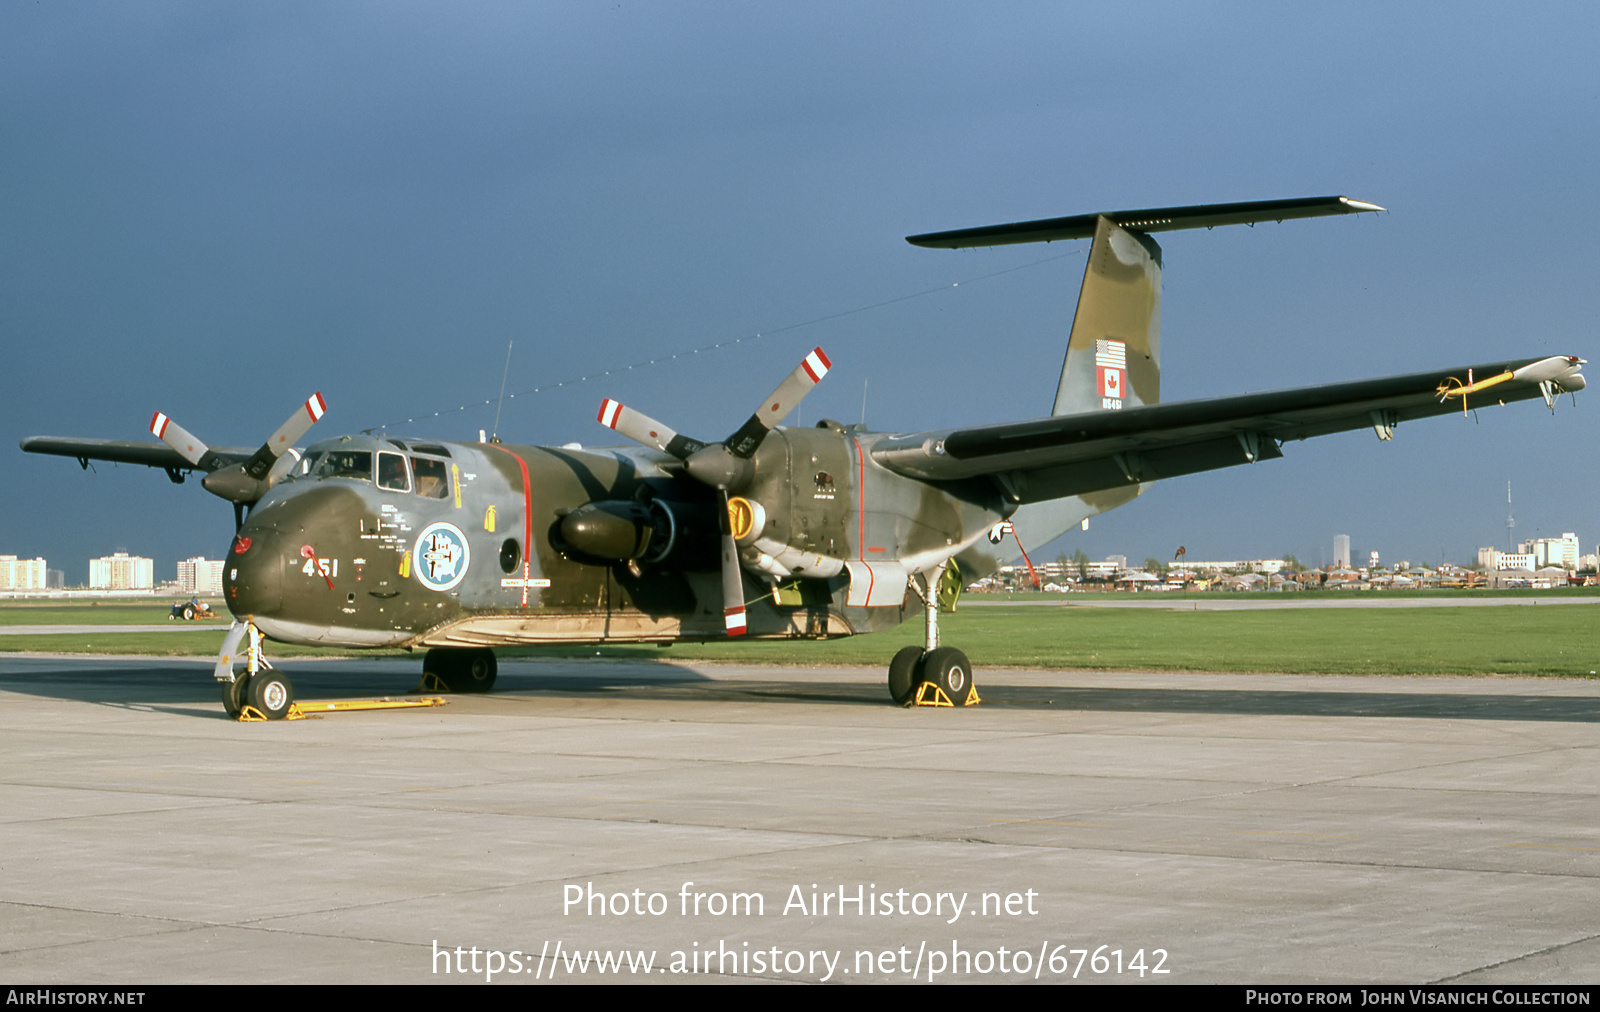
top-left (247, 671), bottom-right (295, 720)
top-left (887, 646), bottom-right (924, 705)
top-left (222, 674), bottom-right (250, 719)
top-left (457, 649), bottom-right (497, 693)
top-left (919, 647), bottom-right (974, 705)
top-left (423, 648), bottom-right (498, 693)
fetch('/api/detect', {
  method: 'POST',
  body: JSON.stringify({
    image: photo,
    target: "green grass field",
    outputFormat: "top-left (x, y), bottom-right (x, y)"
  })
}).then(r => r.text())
top-left (2, 597), bottom-right (1595, 677)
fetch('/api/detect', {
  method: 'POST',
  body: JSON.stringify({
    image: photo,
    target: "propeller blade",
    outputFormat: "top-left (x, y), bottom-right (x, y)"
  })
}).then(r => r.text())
top-left (718, 493), bottom-right (747, 637)
top-left (596, 398), bottom-right (707, 459)
top-left (724, 347), bottom-right (830, 458)
top-left (242, 392), bottom-right (327, 479)
top-left (149, 412), bottom-right (213, 468)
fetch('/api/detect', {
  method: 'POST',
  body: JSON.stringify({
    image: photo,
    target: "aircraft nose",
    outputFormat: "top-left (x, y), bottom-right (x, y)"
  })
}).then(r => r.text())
top-left (224, 528), bottom-right (283, 618)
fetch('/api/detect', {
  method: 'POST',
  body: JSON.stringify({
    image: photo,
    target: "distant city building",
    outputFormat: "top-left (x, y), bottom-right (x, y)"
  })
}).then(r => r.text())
top-left (89, 552), bottom-right (153, 590)
top-left (1333, 535), bottom-right (1351, 569)
top-left (177, 557), bottom-right (225, 595)
top-left (0, 556), bottom-right (48, 590)
top-left (1495, 553), bottom-right (1535, 572)
top-left (1169, 558), bottom-right (1287, 575)
top-left (1517, 533), bottom-right (1580, 571)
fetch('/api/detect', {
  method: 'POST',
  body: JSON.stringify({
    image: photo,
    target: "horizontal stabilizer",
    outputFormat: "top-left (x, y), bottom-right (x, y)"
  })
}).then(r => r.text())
top-left (906, 195), bottom-right (1383, 248)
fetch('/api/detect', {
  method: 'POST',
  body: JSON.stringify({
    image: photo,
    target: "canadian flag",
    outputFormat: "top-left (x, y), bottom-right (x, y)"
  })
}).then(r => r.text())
top-left (1099, 366), bottom-right (1123, 398)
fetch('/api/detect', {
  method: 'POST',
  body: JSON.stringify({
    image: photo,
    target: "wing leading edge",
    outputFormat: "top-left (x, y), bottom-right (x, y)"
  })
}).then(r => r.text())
top-left (19, 437), bottom-right (253, 476)
top-left (871, 356), bottom-right (1584, 504)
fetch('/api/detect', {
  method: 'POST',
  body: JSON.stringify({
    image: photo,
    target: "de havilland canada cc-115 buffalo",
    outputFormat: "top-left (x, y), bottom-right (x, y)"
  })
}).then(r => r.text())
top-left (22, 196), bottom-right (1586, 718)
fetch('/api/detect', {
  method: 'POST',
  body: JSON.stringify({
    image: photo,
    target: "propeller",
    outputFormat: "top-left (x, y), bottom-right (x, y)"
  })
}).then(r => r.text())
top-left (598, 349), bottom-right (831, 636)
top-left (150, 393), bottom-right (327, 525)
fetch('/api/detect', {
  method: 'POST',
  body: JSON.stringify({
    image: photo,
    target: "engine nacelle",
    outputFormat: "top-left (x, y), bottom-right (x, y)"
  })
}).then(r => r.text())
top-left (558, 499), bottom-right (690, 565)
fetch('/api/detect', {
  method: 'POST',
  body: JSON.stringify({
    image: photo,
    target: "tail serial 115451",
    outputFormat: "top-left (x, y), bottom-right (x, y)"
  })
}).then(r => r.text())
top-left (23, 196), bottom-right (1585, 717)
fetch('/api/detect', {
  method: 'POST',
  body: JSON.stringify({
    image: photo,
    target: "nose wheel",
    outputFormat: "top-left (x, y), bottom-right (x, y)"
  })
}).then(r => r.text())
top-left (216, 618), bottom-right (297, 720)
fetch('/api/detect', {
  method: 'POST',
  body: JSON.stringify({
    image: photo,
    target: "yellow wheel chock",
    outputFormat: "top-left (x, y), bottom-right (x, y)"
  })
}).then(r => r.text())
top-left (912, 682), bottom-right (981, 707)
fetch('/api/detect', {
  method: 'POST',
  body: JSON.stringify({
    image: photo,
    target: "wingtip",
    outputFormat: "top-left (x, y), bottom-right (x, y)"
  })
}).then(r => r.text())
top-left (1341, 197), bottom-right (1386, 214)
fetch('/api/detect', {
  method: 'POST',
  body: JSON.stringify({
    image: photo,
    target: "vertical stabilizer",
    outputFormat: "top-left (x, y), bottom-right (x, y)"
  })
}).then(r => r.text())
top-left (1051, 216), bottom-right (1161, 416)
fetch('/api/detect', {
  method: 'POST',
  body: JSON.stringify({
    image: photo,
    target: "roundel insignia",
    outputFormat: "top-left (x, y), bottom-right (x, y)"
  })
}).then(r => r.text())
top-left (413, 522), bottom-right (471, 592)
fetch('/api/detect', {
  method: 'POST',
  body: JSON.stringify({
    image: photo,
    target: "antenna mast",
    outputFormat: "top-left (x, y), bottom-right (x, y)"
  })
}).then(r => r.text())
top-left (491, 341), bottom-right (513, 443)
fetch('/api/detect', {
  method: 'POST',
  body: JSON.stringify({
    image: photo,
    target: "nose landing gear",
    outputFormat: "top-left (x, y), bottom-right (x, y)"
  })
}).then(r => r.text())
top-left (216, 618), bottom-right (296, 720)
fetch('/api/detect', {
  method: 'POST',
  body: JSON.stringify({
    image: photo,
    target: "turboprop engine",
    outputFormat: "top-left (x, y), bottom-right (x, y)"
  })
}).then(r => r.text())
top-left (596, 348), bottom-right (835, 635)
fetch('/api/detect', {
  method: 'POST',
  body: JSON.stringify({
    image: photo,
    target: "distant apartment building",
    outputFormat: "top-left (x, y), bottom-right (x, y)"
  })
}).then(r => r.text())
top-left (177, 557), bottom-right (225, 595)
top-left (0, 556), bottom-right (47, 590)
top-left (1518, 533), bottom-right (1580, 571)
top-left (1333, 535), bottom-right (1351, 569)
top-left (89, 552), bottom-right (154, 590)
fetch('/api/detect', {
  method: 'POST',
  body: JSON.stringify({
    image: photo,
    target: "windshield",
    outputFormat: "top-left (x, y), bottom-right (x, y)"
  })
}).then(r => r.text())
top-left (313, 450), bottom-right (373, 481)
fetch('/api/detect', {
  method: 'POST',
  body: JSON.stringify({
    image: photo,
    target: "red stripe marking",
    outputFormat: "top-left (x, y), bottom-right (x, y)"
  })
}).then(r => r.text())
top-left (485, 444), bottom-right (535, 609)
top-left (802, 348), bottom-right (831, 384)
top-left (851, 435), bottom-right (866, 559)
top-left (151, 412), bottom-right (168, 439)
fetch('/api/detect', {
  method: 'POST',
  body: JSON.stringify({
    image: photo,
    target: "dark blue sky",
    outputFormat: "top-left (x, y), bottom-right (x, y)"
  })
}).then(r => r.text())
top-left (7, 2), bottom-right (1597, 580)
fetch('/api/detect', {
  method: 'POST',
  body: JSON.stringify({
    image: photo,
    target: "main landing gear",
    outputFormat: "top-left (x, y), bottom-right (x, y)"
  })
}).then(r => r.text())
top-left (217, 619), bottom-right (296, 720)
top-left (887, 561), bottom-right (979, 707)
top-left (420, 648), bottom-right (498, 694)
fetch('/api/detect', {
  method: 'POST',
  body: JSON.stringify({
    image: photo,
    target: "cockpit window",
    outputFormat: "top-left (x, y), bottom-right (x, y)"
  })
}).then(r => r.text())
top-left (377, 451), bottom-right (411, 492)
top-left (413, 457), bottom-right (450, 499)
top-left (314, 450), bottom-right (373, 481)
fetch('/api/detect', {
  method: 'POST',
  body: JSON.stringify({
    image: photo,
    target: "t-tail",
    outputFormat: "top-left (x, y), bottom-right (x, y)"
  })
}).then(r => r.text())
top-left (907, 195), bottom-right (1384, 560)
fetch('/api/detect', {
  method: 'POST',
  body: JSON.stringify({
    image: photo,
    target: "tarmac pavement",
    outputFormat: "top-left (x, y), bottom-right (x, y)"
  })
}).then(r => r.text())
top-left (2, 654), bottom-right (1597, 984)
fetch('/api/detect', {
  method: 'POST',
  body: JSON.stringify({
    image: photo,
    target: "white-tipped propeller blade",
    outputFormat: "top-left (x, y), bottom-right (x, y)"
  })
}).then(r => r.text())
top-left (718, 493), bottom-right (747, 637)
top-left (149, 411), bottom-right (211, 468)
top-left (724, 347), bottom-right (831, 458)
top-left (244, 392), bottom-right (327, 479)
top-left (596, 399), bottom-right (705, 458)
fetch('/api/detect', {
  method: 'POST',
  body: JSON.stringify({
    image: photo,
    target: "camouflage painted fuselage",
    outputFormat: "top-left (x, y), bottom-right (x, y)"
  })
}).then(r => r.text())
top-left (226, 425), bottom-right (1011, 650)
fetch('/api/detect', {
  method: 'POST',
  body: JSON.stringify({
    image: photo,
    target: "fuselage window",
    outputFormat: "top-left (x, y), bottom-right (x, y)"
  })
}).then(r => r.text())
top-left (414, 457), bottom-right (450, 499)
top-left (377, 451), bottom-right (411, 493)
top-left (500, 538), bottom-right (521, 574)
top-left (315, 450), bottom-right (373, 481)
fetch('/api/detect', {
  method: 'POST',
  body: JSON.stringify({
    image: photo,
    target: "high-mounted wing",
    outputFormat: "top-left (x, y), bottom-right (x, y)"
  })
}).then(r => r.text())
top-left (19, 436), bottom-right (253, 478)
top-left (871, 355), bottom-right (1584, 503)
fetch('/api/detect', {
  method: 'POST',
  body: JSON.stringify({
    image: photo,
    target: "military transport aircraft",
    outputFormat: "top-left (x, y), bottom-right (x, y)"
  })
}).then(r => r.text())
top-left (22, 196), bottom-right (1586, 717)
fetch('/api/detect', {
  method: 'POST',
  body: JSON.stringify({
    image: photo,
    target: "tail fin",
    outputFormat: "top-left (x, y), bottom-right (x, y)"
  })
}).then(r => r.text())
top-left (1053, 216), bottom-right (1161, 415)
top-left (907, 195), bottom-right (1384, 418)
top-left (911, 195), bottom-right (1383, 570)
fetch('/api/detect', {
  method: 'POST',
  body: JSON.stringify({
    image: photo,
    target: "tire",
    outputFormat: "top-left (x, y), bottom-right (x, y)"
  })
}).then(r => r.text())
top-left (919, 647), bottom-right (974, 705)
top-left (182, 606), bottom-right (195, 621)
top-left (222, 675), bottom-right (249, 719)
top-left (423, 648), bottom-right (497, 693)
top-left (887, 646), bottom-right (924, 705)
top-left (457, 649), bottom-right (497, 693)
top-left (247, 671), bottom-right (295, 720)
